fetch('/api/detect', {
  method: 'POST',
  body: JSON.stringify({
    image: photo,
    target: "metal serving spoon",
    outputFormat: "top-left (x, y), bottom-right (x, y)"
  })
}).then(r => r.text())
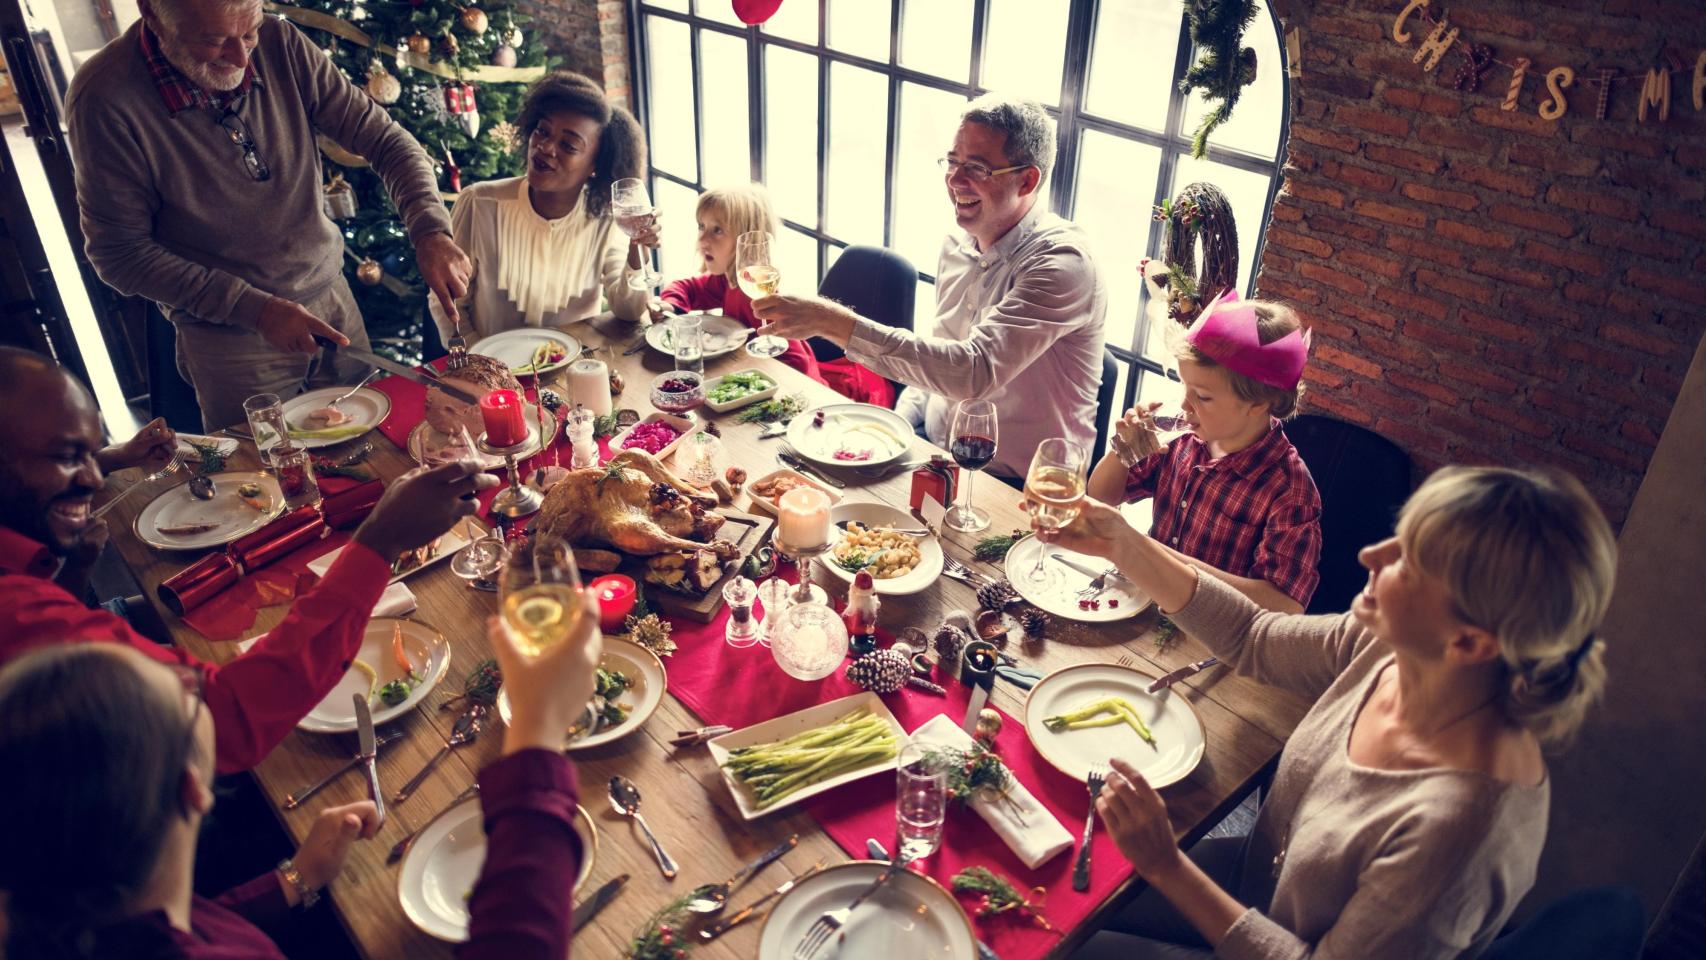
top-left (608, 776), bottom-right (678, 878)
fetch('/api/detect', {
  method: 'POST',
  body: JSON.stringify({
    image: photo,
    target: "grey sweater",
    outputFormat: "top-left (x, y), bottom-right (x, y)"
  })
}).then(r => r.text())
top-left (1171, 574), bottom-right (1548, 959)
top-left (65, 18), bottom-right (451, 328)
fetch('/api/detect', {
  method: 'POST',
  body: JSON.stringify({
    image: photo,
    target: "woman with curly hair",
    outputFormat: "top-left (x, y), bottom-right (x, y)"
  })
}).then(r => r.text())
top-left (430, 70), bottom-right (657, 342)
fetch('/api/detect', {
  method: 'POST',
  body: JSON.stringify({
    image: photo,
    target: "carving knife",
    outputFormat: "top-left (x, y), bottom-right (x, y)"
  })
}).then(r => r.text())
top-left (312, 335), bottom-right (480, 404)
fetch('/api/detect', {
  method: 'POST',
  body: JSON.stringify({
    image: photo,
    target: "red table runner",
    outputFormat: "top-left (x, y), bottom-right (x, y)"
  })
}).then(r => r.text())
top-left (661, 576), bottom-right (1136, 959)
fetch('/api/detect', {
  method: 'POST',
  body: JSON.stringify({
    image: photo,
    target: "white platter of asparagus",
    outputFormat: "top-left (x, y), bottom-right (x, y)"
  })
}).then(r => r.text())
top-left (708, 693), bottom-right (906, 820)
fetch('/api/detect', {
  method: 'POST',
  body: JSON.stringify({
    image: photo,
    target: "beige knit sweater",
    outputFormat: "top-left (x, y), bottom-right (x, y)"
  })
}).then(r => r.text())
top-left (65, 19), bottom-right (451, 329)
top-left (1169, 574), bottom-right (1549, 959)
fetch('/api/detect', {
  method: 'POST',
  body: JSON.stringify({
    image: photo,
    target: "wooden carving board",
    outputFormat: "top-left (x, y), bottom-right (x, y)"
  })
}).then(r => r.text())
top-left (634, 507), bottom-right (775, 623)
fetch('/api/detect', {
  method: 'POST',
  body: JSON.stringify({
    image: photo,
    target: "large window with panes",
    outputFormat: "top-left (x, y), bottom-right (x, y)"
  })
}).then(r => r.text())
top-left (629, 0), bottom-right (1289, 413)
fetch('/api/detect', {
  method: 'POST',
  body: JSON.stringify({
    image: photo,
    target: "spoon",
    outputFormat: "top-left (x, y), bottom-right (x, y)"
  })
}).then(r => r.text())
top-left (608, 776), bottom-right (678, 878)
top-left (188, 474), bottom-right (217, 500)
top-left (685, 834), bottom-right (799, 914)
top-left (393, 705), bottom-right (485, 804)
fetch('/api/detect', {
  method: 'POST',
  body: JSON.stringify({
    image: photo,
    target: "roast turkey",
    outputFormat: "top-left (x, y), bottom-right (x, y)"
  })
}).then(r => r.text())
top-left (424, 354), bottom-right (522, 437)
top-left (534, 449), bottom-right (728, 556)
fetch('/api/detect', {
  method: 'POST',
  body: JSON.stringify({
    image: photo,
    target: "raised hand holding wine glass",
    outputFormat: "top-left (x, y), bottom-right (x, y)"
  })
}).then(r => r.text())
top-left (947, 398), bottom-right (998, 532)
top-left (610, 177), bottom-right (662, 291)
top-left (499, 537), bottom-right (587, 656)
top-left (1023, 437), bottom-right (1088, 582)
top-left (735, 230), bottom-right (788, 358)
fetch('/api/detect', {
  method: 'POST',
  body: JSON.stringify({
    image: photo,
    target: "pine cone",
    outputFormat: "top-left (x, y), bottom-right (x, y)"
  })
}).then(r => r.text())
top-left (977, 579), bottom-right (1018, 612)
top-left (933, 624), bottom-right (968, 662)
top-left (1019, 607), bottom-right (1050, 640)
top-left (846, 649), bottom-right (911, 694)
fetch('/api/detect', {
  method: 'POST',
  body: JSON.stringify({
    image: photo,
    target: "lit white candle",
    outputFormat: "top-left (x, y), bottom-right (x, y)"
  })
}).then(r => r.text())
top-left (776, 485), bottom-right (831, 551)
top-left (565, 358), bottom-right (612, 416)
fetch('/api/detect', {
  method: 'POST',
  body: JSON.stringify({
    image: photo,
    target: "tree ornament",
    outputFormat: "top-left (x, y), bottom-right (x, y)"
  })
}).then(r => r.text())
top-left (440, 31), bottom-right (459, 57)
top-left (406, 32), bottom-right (431, 55)
top-left (1019, 607), bottom-right (1050, 640)
top-left (445, 82), bottom-right (480, 137)
top-left (444, 149), bottom-right (462, 193)
top-left (460, 6), bottom-right (489, 35)
top-left (365, 61), bottom-right (401, 105)
top-left (620, 612), bottom-right (676, 658)
top-left (356, 258), bottom-right (383, 286)
top-left (846, 649), bottom-right (911, 695)
top-left (974, 707), bottom-right (1003, 744)
top-left (505, 25), bottom-right (524, 47)
top-left (1452, 43), bottom-right (1495, 92)
top-left (324, 173), bottom-right (357, 219)
top-left (1502, 57), bottom-right (1531, 112)
top-left (491, 44), bottom-right (517, 68)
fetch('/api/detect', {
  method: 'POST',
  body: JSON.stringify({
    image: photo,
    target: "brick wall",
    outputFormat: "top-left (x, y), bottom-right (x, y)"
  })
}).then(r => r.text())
top-left (512, 0), bottom-right (631, 108)
top-left (1263, 0), bottom-right (1706, 526)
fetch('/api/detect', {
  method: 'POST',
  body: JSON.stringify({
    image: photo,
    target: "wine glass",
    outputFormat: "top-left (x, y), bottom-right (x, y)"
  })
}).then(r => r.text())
top-left (449, 520), bottom-right (506, 591)
top-left (498, 537), bottom-right (586, 656)
top-left (610, 178), bottom-right (661, 290)
top-left (946, 398), bottom-right (998, 532)
top-left (1022, 438), bottom-right (1088, 583)
top-left (735, 230), bottom-right (788, 359)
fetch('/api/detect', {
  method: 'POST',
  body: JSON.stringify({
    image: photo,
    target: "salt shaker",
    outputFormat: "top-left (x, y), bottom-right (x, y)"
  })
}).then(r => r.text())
top-left (566, 406), bottom-right (597, 469)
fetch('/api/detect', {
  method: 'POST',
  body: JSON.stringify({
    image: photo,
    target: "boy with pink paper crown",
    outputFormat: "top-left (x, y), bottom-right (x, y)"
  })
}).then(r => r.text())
top-left (1086, 288), bottom-right (1323, 613)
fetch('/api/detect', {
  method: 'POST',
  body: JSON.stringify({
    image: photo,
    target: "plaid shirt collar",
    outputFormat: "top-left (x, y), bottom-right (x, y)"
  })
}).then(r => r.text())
top-left (139, 23), bottom-right (260, 116)
top-left (1178, 419), bottom-right (1290, 479)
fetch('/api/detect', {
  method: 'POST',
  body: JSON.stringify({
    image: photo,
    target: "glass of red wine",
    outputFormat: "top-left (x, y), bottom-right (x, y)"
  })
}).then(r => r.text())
top-left (947, 398), bottom-right (997, 532)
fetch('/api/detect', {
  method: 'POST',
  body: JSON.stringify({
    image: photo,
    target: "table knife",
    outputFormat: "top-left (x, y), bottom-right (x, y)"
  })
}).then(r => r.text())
top-left (570, 874), bottom-right (628, 929)
top-left (777, 450), bottom-right (845, 489)
top-left (353, 694), bottom-right (385, 828)
top-left (312, 336), bottom-right (480, 404)
top-left (1050, 553), bottom-right (1123, 585)
top-left (1146, 657), bottom-right (1221, 694)
top-left (284, 729), bottom-right (406, 809)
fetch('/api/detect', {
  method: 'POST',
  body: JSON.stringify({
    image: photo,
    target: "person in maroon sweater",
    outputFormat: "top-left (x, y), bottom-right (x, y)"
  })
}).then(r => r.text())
top-left (0, 346), bottom-right (496, 773)
top-left (0, 601), bottom-right (602, 959)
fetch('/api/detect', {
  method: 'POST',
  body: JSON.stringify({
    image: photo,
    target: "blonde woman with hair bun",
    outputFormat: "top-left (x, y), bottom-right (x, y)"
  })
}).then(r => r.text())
top-left (1042, 465), bottom-right (1617, 959)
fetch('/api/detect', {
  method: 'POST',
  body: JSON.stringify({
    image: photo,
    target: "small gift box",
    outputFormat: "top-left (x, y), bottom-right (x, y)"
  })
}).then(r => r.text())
top-left (157, 553), bottom-right (240, 616)
top-left (324, 173), bottom-right (356, 220)
top-left (321, 479), bottom-right (384, 529)
top-left (229, 506), bottom-right (327, 573)
top-left (909, 455), bottom-right (960, 513)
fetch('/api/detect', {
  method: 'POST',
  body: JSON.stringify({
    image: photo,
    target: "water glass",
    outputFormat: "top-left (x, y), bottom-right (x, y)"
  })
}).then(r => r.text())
top-left (671, 314), bottom-right (704, 374)
top-left (243, 392), bottom-right (287, 466)
top-left (896, 742), bottom-right (947, 862)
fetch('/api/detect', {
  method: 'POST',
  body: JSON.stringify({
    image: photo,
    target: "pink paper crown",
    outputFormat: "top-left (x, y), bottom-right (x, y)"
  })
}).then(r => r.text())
top-left (1184, 289), bottom-right (1311, 390)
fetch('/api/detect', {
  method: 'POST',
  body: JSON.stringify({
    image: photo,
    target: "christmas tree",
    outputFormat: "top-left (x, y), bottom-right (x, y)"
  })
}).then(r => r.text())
top-left (273, 0), bottom-right (552, 361)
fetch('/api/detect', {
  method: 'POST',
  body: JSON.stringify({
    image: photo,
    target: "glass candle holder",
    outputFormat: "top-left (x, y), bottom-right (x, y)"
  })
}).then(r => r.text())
top-left (684, 431), bottom-right (720, 486)
top-left (771, 600), bottom-right (848, 681)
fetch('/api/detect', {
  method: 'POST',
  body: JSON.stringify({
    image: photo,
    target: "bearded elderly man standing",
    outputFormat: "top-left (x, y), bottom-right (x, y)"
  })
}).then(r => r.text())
top-left (65, 0), bottom-right (473, 430)
top-left (753, 94), bottom-right (1106, 482)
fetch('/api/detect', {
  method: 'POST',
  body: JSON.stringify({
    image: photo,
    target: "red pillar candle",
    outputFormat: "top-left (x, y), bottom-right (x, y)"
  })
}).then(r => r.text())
top-left (590, 574), bottom-right (638, 632)
top-left (479, 389), bottom-right (528, 447)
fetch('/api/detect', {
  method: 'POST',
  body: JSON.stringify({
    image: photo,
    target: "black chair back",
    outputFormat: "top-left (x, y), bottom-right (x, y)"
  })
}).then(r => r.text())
top-left (1281, 414), bottom-right (1413, 614)
top-left (145, 305), bottom-right (204, 431)
top-left (1483, 886), bottom-right (1645, 960)
top-left (813, 245), bottom-right (916, 363)
top-left (1093, 349), bottom-right (1119, 464)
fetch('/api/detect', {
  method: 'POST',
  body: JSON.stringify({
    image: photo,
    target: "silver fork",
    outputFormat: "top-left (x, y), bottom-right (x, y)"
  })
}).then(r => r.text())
top-left (1071, 767), bottom-right (1107, 892)
top-left (792, 857), bottom-right (906, 959)
top-left (91, 449), bottom-right (186, 520)
top-left (327, 367), bottom-right (381, 408)
top-left (941, 554), bottom-right (995, 589)
top-left (446, 317), bottom-right (469, 371)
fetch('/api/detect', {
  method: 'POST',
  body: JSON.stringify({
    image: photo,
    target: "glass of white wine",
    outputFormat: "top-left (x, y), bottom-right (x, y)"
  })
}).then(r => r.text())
top-left (499, 537), bottom-right (587, 656)
top-left (1022, 438), bottom-right (1088, 583)
top-left (610, 178), bottom-right (661, 291)
top-left (735, 230), bottom-right (788, 359)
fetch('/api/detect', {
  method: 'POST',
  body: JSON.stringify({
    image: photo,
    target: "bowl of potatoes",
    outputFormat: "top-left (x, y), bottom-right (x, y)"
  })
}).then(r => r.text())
top-left (823, 501), bottom-right (945, 596)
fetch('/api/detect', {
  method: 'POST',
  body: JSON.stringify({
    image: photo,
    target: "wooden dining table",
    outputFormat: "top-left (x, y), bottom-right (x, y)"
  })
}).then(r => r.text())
top-left (101, 315), bottom-right (1309, 959)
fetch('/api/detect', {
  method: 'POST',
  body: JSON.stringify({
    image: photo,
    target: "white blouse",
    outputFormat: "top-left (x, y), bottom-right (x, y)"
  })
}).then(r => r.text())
top-left (429, 176), bottom-right (649, 343)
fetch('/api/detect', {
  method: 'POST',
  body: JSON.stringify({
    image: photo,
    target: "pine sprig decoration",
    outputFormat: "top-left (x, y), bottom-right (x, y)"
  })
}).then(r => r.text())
top-left (924, 744), bottom-right (1016, 812)
top-left (441, 658), bottom-right (501, 710)
top-left (950, 866), bottom-right (1058, 933)
top-left (1177, 0), bottom-right (1261, 158)
top-left (187, 439), bottom-right (228, 476)
top-left (973, 530), bottom-right (1025, 563)
top-left (627, 894), bottom-right (696, 960)
top-left (593, 411), bottom-right (621, 439)
top-left (735, 394), bottom-right (806, 424)
top-left (1153, 614), bottom-right (1181, 653)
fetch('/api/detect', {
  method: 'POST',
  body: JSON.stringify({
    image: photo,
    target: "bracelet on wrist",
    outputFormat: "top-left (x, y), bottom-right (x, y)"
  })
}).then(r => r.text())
top-left (277, 858), bottom-right (321, 910)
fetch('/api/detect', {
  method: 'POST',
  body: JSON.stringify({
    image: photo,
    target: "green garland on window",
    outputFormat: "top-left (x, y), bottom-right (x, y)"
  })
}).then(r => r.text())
top-left (1178, 0), bottom-right (1263, 158)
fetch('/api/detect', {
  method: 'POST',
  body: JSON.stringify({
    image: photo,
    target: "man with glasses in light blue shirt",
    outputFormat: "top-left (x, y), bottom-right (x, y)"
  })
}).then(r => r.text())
top-left (753, 93), bottom-right (1107, 481)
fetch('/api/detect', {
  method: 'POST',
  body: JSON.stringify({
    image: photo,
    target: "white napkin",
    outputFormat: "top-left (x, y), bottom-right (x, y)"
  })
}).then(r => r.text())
top-left (235, 582), bottom-right (416, 653)
top-left (910, 713), bottom-right (1073, 869)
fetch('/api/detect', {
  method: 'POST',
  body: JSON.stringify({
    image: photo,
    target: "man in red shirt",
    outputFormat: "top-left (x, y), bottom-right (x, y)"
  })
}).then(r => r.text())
top-left (0, 347), bottom-right (496, 773)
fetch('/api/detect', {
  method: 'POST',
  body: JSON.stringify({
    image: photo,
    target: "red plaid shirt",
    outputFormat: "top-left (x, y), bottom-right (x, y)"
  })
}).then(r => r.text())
top-left (1123, 422), bottom-right (1323, 606)
top-left (139, 23), bottom-right (258, 115)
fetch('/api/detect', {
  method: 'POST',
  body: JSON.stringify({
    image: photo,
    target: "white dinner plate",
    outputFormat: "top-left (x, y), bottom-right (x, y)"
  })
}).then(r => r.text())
top-left (296, 618), bottom-right (452, 734)
top-left (1023, 661), bottom-right (1206, 788)
top-left (470, 328), bottom-right (581, 376)
top-left (646, 311), bottom-right (751, 359)
top-left (407, 403), bottom-right (546, 469)
top-left (708, 692), bottom-right (906, 820)
top-left (757, 861), bottom-right (977, 959)
top-left (398, 797), bottom-right (597, 943)
top-left (279, 387), bottom-right (392, 449)
top-left (786, 403), bottom-right (914, 469)
top-left (307, 519), bottom-right (486, 583)
top-left (1005, 536), bottom-right (1151, 622)
top-left (133, 471), bottom-right (284, 550)
top-left (822, 501), bottom-right (944, 596)
top-left (496, 638), bottom-right (666, 752)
